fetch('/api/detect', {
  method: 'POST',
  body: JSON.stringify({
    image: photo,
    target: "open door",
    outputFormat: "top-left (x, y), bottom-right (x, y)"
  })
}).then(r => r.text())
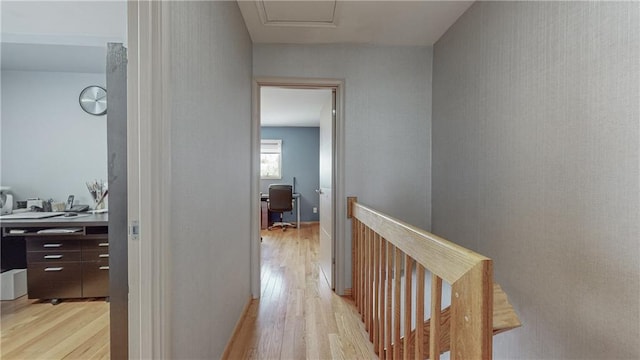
top-left (106, 42), bottom-right (128, 359)
top-left (318, 89), bottom-right (336, 288)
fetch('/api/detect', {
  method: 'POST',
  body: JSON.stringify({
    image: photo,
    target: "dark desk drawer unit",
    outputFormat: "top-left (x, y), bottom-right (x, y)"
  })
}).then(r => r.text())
top-left (27, 262), bottom-right (82, 299)
top-left (83, 250), bottom-right (110, 262)
top-left (23, 231), bottom-right (109, 302)
top-left (26, 238), bottom-right (82, 251)
top-left (82, 260), bottom-right (110, 298)
top-left (81, 236), bottom-right (109, 297)
top-left (27, 251), bottom-right (82, 263)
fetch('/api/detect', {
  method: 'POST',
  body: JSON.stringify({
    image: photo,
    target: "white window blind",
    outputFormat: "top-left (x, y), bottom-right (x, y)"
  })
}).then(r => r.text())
top-left (261, 139), bottom-right (282, 179)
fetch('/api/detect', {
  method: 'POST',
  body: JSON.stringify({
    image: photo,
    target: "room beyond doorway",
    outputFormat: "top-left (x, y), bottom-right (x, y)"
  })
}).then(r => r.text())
top-left (251, 78), bottom-right (346, 298)
top-left (260, 87), bottom-right (330, 226)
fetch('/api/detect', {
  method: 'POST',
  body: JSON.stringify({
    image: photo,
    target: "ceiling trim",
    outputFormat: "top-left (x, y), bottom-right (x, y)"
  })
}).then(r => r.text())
top-left (255, 0), bottom-right (338, 28)
top-left (238, 1), bottom-right (475, 46)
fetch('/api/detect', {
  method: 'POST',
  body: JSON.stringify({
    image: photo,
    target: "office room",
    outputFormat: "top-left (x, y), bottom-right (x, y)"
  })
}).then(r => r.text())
top-left (259, 86), bottom-right (334, 284)
top-left (260, 87), bottom-right (327, 228)
top-left (0, 2), bottom-right (127, 358)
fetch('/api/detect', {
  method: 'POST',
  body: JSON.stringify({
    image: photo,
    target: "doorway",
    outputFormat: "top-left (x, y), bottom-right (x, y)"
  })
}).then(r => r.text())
top-left (251, 78), bottom-right (346, 298)
top-left (0, 2), bottom-right (128, 358)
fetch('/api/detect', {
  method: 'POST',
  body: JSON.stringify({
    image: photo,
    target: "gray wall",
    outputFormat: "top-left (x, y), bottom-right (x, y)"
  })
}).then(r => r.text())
top-left (167, 2), bottom-right (252, 358)
top-left (254, 44), bottom-right (432, 289)
top-left (432, 2), bottom-right (639, 359)
top-left (1, 70), bottom-right (107, 206)
top-left (261, 127), bottom-right (320, 222)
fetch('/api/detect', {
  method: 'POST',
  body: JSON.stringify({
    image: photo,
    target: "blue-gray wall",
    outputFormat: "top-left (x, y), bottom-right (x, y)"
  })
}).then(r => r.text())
top-left (254, 45), bottom-right (432, 290)
top-left (432, 2), bottom-right (639, 358)
top-left (261, 127), bottom-right (319, 222)
top-left (1, 71), bottom-right (107, 206)
top-left (167, 2), bottom-right (253, 358)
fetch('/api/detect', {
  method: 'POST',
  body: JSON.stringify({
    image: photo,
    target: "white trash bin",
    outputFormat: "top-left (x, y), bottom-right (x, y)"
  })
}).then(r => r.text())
top-left (1, 269), bottom-right (27, 300)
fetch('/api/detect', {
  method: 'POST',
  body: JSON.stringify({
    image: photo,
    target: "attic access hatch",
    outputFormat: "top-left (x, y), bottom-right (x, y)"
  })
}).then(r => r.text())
top-left (256, 0), bottom-right (337, 27)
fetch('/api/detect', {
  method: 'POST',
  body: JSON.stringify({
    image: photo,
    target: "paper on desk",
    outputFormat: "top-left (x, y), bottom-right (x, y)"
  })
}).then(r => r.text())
top-left (36, 228), bottom-right (83, 234)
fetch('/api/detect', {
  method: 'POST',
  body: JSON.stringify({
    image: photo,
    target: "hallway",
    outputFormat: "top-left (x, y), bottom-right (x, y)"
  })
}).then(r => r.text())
top-left (224, 223), bottom-right (377, 359)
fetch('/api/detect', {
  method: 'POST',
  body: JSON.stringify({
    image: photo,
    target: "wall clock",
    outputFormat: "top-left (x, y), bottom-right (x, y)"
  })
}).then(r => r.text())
top-left (79, 85), bottom-right (107, 116)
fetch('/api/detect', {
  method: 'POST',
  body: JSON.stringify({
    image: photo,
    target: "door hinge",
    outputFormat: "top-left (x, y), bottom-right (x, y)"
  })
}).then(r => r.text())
top-left (130, 220), bottom-right (139, 240)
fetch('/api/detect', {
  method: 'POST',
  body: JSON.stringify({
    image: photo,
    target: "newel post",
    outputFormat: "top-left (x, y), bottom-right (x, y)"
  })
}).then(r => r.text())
top-left (450, 260), bottom-right (493, 359)
top-left (347, 196), bottom-right (357, 219)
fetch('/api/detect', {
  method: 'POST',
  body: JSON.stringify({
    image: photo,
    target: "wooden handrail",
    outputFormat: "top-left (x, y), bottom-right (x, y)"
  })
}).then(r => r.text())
top-left (348, 197), bottom-right (520, 360)
top-left (349, 198), bottom-right (489, 284)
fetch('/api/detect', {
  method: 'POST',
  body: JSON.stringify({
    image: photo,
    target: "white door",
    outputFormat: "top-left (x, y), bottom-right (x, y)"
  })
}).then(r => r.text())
top-left (318, 89), bottom-right (335, 288)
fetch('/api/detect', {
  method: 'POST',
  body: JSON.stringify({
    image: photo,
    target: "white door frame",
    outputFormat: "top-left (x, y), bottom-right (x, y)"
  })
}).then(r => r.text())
top-left (127, 1), bottom-right (172, 358)
top-left (251, 77), bottom-right (346, 298)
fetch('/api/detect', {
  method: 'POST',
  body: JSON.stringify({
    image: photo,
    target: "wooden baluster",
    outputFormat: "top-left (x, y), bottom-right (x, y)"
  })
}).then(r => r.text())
top-left (403, 256), bottom-right (413, 360)
top-left (430, 274), bottom-right (443, 360)
top-left (386, 242), bottom-right (393, 359)
top-left (393, 247), bottom-right (401, 360)
top-left (415, 264), bottom-right (425, 360)
top-left (352, 219), bottom-right (357, 310)
top-left (360, 223), bottom-right (364, 315)
top-left (358, 221), bottom-right (363, 313)
top-left (351, 218), bottom-right (360, 311)
top-left (360, 220), bottom-right (364, 312)
top-left (366, 226), bottom-right (372, 333)
top-left (378, 239), bottom-right (386, 358)
top-left (360, 224), bottom-right (367, 320)
top-left (363, 225), bottom-right (368, 326)
top-left (367, 228), bottom-right (375, 341)
top-left (373, 232), bottom-right (380, 350)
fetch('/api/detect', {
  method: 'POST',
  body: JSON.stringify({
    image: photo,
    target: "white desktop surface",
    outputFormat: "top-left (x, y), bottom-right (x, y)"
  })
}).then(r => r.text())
top-left (0, 212), bottom-right (64, 220)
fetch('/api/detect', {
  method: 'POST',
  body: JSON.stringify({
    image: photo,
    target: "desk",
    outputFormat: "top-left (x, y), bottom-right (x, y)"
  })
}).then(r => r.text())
top-left (1, 213), bottom-right (109, 301)
top-left (260, 193), bottom-right (300, 229)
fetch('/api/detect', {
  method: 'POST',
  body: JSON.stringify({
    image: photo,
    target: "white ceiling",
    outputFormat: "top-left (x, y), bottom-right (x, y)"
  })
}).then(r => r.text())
top-left (261, 87), bottom-right (332, 127)
top-left (237, 0), bottom-right (474, 46)
top-left (0, 1), bottom-right (127, 73)
top-left (1, 1), bottom-right (126, 41)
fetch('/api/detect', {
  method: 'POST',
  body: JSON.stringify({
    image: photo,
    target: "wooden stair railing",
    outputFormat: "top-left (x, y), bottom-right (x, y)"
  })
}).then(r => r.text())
top-left (347, 197), bottom-right (521, 360)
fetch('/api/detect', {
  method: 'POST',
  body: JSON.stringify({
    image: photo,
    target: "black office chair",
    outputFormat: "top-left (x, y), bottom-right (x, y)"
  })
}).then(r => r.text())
top-left (268, 184), bottom-right (294, 231)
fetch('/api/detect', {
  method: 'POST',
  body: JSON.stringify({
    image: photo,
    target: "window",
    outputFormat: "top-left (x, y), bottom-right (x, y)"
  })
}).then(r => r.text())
top-left (261, 139), bottom-right (282, 179)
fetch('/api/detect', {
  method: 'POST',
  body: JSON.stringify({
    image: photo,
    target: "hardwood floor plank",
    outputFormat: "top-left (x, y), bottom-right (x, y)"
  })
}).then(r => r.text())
top-left (223, 222), bottom-right (377, 360)
top-left (2, 305), bottom-right (86, 356)
top-left (62, 324), bottom-right (110, 359)
top-left (39, 311), bottom-right (109, 359)
top-left (1, 297), bottom-right (109, 359)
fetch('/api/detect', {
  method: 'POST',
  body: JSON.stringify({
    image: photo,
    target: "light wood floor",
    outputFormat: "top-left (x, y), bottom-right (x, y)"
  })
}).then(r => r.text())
top-left (224, 222), bottom-right (377, 360)
top-left (1, 296), bottom-right (109, 359)
top-left (1, 223), bottom-right (375, 359)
